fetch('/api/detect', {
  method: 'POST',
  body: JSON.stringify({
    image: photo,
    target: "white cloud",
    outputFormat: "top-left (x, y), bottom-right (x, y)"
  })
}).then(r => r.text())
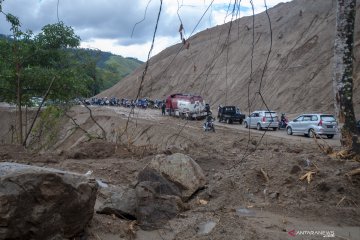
top-left (0, 0), bottom-right (292, 61)
top-left (80, 35), bottom-right (179, 60)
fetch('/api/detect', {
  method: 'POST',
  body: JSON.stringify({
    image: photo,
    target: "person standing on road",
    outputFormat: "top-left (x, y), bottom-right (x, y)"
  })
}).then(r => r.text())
top-left (205, 103), bottom-right (210, 115)
top-left (218, 105), bottom-right (222, 119)
top-left (161, 103), bottom-right (166, 115)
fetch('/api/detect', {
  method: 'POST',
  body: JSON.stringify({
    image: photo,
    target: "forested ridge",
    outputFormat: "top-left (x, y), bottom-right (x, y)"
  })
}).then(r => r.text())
top-left (0, 33), bottom-right (142, 100)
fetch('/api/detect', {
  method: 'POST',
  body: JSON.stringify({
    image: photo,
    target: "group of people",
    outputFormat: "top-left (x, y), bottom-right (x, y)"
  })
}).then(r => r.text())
top-left (83, 97), bottom-right (164, 110)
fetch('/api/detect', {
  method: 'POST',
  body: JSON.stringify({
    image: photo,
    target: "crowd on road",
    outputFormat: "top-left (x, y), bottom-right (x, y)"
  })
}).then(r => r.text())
top-left (83, 97), bottom-right (164, 109)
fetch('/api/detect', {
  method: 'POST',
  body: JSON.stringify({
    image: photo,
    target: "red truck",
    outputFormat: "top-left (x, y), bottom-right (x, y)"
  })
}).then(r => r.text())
top-left (165, 93), bottom-right (208, 120)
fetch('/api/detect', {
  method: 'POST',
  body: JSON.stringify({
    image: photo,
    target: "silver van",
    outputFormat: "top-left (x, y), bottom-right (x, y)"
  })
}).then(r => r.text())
top-left (244, 111), bottom-right (279, 131)
top-left (286, 114), bottom-right (337, 139)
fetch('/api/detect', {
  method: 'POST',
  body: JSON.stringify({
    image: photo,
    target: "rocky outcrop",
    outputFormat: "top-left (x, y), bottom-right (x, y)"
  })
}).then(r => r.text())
top-left (0, 162), bottom-right (98, 240)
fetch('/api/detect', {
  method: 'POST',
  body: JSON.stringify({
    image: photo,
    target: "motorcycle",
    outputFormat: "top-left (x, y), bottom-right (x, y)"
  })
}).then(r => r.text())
top-left (278, 119), bottom-right (288, 129)
top-left (203, 119), bottom-right (215, 132)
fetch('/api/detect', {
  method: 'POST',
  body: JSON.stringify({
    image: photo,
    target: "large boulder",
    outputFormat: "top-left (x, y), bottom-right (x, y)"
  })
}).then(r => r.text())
top-left (96, 185), bottom-right (137, 220)
top-left (138, 168), bottom-right (182, 197)
top-left (147, 153), bottom-right (207, 200)
top-left (135, 153), bottom-right (205, 230)
top-left (0, 162), bottom-right (98, 240)
top-left (135, 178), bottom-right (185, 230)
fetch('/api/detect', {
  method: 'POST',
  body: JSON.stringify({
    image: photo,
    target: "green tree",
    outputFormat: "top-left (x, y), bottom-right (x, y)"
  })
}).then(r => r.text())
top-left (0, 9), bottom-right (95, 144)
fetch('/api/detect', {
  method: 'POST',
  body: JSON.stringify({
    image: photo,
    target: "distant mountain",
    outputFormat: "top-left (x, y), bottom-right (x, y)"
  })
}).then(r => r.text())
top-left (76, 48), bottom-right (143, 92)
top-left (0, 34), bottom-right (143, 93)
top-left (0, 34), bottom-right (11, 40)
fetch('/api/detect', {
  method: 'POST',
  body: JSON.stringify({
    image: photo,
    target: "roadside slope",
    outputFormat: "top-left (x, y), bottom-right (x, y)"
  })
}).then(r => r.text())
top-left (98, 0), bottom-right (360, 117)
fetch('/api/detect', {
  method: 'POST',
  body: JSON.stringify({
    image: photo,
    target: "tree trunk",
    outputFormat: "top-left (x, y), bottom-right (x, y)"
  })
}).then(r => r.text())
top-left (333, 0), bottom-right (360, 153)
top-left (14, 43), bottom-right (23, 144)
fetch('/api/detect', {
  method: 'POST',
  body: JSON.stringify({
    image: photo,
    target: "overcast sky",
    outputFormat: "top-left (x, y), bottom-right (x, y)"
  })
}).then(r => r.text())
top-left (0, 0), bottom-right (291, 61)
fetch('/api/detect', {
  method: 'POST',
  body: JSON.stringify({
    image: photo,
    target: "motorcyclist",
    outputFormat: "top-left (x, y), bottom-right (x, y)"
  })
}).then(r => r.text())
top-left (204, 112), bottom-right (214, 131)
top-left (281, 113), bottom-right (286, 121)
top-left (280, 113), bottom-right (287, 128)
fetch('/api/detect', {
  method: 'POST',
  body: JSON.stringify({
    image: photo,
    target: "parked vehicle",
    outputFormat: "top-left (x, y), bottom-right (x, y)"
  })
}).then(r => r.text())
top-left (244, 111), bottom-right (279, 131)
top-left (165, 93), bottom-right (208, 120)
top-left (136, 98), bottom-right (148, 109)
top-left (154, 99), bottom-right (164, 109)
top-left (286, 114), bottom-right (337, 139)
top-left (29, 97), bottom-right (43, 107)
top-left (218, 106), bottom-right (246, 124)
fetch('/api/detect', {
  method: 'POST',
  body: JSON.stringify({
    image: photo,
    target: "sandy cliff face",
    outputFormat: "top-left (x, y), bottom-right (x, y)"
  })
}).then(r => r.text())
top-left (99, 0), bottom-right (360, 116)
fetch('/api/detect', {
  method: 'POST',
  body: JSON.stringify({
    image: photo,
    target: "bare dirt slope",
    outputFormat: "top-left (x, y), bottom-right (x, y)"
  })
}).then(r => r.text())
top-left (1, 105), bottom-right (359, 239)
top-left (98, 0), bottom-right (360, 117)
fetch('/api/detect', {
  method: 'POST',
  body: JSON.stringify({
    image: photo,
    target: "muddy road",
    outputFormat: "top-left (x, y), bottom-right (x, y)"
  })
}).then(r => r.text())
top-left (105, 106), bottom-right (341, 147)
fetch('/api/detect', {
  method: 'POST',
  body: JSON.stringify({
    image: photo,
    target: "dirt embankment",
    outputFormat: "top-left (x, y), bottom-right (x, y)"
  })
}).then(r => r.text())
top-left (1, 105), bottom-right (359, 239)
top-left (99, 0), bottom-right (360, 118)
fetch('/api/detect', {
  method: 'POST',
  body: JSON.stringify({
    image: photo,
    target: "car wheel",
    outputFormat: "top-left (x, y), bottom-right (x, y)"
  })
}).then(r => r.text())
top-left (308, 129), bottom-right (315, 138)
top-left (239, 119), bottom-right (243, 124)
top-left (257, 123), bottom-right (262, 131)
top-left (272, 127), bottom-right (277, 131)
top-left (327, 134), bottom-right (334, 139)
top-left (244, 122), bottom-right (248, 128)
top-left (287, 127), bottom-right (293, 135)
top-left (226, 119), bottom-right (231, 124)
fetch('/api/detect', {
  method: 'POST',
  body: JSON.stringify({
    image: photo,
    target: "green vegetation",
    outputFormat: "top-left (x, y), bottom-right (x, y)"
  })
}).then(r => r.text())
top-left (76, 48), bottom-right (143, 92)
top-left (0, 4), bottom-right (142, 145)
top-left (30, 105), bottom-right (64, 150)
top-left (96, 54), bottom-right (142, 91)
top-left (0, 20), bottom-right (91, 104)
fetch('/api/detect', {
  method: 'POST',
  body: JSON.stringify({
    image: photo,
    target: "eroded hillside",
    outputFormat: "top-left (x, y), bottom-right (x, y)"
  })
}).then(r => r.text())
top-left (98, 0), bottom-right (360, 117)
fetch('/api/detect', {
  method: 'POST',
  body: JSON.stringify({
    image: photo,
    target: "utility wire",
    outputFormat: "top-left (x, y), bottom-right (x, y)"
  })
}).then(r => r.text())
top-left (236, 0), bottom-right (274, 165)
top-left (131, 0), bottom-right (153, 38)
top-left (120, 0), bottom-right (162, 139)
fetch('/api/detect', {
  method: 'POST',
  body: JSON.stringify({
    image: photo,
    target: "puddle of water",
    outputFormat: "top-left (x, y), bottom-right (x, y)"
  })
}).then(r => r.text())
top-left (197, 221), bottom-right (217, 235)
top-left (236, 208), bottom-right (256, 217)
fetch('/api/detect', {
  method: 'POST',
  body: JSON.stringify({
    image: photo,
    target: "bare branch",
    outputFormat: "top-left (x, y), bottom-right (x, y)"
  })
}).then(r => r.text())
top-left (23, 76), bottom-right (56, 147)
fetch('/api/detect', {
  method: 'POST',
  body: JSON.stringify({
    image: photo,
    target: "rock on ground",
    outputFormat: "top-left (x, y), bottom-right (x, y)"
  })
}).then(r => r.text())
top-left (96, 185), bottom-right (137, 220)
top-left (135, 153), bottom-right (205, 230)
top-left (0, 162), bottom-right (98, 240)
top-left (147, 153), bottom-right (207, 200)
top-left (135, 180), bottom-right (185, 230)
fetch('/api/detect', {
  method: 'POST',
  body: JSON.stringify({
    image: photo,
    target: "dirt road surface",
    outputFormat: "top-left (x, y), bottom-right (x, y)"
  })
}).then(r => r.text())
top-left (107, 106), bottom-right (341, 147)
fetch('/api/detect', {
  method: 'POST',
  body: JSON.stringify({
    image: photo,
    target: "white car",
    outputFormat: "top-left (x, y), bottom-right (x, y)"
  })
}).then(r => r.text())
top-left (286, 114), bottom-right (337, 139)
top-left (244, 111), bottom-right (279, 131)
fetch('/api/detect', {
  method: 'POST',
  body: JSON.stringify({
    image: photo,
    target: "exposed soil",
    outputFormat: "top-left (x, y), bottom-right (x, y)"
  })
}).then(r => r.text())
top-left (1, 105), bottom-right (359, 239)
top-left (99, 0), bottom-right (360, 118)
